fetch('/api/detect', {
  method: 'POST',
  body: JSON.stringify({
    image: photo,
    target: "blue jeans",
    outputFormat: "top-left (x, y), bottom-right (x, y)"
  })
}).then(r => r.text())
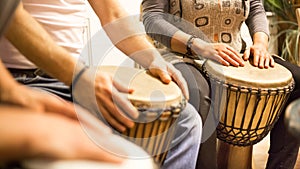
top-left (163, 103), bottom-right (202, 169)
top-left (9, 68), bottom-right (202, 169)
top-left (9, 68), bottom-right (72, 101)
top-left (162, 51), bottom-right (217, 169)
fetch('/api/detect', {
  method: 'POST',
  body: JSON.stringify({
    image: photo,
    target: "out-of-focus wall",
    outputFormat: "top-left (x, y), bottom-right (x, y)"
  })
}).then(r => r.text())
top-left (82, 0), bottom-right (142, 67)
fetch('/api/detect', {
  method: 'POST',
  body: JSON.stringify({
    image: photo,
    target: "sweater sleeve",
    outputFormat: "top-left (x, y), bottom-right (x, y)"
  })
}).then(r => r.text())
top-left (245, 0), bottom-right (270, 38)
top-left (141, 0), bottom-right (179, 48)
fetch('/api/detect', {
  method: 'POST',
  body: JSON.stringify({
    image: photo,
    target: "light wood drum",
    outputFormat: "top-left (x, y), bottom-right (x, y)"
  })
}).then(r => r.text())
top-left (98, 66), bottom-right (186, 166)
top-left (203, 59), bottom-right (295, 169)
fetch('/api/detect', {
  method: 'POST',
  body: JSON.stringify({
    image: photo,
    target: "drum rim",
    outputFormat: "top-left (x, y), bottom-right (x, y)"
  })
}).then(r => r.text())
top-left (97, 66), bottom-right (186, 110)
top-left (206, 73), bottom-right (295, 94)
top-left (203, 59), bottom-right (294, 88)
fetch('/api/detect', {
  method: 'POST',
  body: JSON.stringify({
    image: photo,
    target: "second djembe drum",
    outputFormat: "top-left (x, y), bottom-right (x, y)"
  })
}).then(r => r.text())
top-left (203, 59), bottom-right (295, 169)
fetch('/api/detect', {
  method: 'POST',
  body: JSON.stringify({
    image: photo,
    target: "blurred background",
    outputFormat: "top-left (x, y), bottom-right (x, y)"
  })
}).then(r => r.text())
top-left (84, 1), bottom-right (300, 168)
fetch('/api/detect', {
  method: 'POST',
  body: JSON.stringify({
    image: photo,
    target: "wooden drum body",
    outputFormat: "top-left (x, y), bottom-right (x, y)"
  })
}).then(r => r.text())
top-left (98, 66), bottom-right (186, 165)
top-left (203, 60), bottom-right (295, 169)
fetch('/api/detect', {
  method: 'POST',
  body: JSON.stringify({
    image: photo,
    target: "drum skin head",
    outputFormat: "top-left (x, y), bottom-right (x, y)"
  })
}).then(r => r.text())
top-left (97, 66), bottom-right (183, 109)
top-left (204, 59), bottom-right (293, 88)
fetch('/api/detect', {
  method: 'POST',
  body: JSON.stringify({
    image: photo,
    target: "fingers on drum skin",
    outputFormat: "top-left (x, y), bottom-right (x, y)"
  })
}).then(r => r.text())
top-left (97, 104), bottom-right (127, 132)
top-left (222, 51), bottom-right (241, 67)
top-left (168, 66), bottom-right (189, 99)
top-left (160, 71), bottom-right (172, 84)
top-left (113, 79), bottom-right (134, 93)
top-left (264, 57), bottom-right (270, 69)
top-left (270, 56), bottom-right (275, 67)
top-left (256, 51), bottom-right (266, 69)
top-left (226, 46), bottom-right (240, 56)
top-left (225, 47), bottom-right (245, 66)
top-left (111, 87), bottom-right (138, 119)
top-left (219, 52), bottom-right (238, 66)
top-left (150, 68), bottom-right (170, 84)
top-left (243, 49), bottom-right (250, 61)
top-left (97, 96), bottom-right (134, 132)
top-left (151, 67), bottom-right (172, 84)
top-left (209, 54), bottom-right (229, 66)
top-left (264, 53), bottom-right (275, 68)
top-left (256, 53), bottom-right (272, 69)
top-left (94, 76), bottom-right (136, 130)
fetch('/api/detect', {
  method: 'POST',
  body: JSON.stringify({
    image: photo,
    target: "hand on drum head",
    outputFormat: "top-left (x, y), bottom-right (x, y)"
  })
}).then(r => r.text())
top-left (0, 105), bottom-right (126, 163)
top-left (94, 71), bottom-right (139, 132)
top-left (243, 33), bottom-right (275, 69)
top-left (191, 38), bottom-right (244, 67)
top-left (210, 43), bottom-right (245, 67)
top-left (148, 60), bottom-right (189, 100)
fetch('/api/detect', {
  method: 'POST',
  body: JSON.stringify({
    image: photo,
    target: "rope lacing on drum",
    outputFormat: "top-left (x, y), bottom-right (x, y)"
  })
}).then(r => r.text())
top-left (202, 67), bottom-right (295, 146)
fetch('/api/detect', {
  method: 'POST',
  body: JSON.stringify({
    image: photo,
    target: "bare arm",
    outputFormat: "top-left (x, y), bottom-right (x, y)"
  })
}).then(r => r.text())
top-left (88, 0), bottom-right (189, 99)
top-left (0, 106), bottom-right (123, 163)
top-left (0, 58), bottom-right (76, 117)
top-left (88, 0), bottom-right (165, 67)
top-left (4, 3), bottom-right (76, 86)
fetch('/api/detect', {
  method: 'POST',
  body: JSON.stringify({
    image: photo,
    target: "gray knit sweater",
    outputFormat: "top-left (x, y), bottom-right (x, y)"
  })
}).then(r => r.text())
top-left (142, 0), bottom-right (270, 52)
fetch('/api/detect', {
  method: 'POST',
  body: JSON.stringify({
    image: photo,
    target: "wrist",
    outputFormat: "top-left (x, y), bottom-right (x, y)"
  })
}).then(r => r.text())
top-left (129, 48), bottom-right (161, 69)
top-left (185, 35), bottom-right (196, 56)
top-left (253, 42), bottom-right (268, 50)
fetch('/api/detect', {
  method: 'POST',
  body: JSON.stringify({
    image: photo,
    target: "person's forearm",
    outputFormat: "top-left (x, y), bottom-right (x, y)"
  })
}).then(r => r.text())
top-left (0, 60), bottom-right (20, 103)
top-left (88, 0), bottom-right (162, 68)
top-left (142, 0), bottom-right (179, 49)
top-left (0, 107), bottom-right (41, 162)
top-left (245, 0), bottom-right (270, 38)
top-left (4, 3), bottom-right (76, 86)
top-left (142, 0), bottom-right (210, 55)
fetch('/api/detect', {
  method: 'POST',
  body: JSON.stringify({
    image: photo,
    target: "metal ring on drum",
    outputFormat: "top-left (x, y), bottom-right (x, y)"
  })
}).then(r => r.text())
top-left (203, 59), bottom-right (295, 169)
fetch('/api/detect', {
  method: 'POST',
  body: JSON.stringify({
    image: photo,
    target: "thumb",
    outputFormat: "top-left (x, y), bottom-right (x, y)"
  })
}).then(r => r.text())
top-left (149, 68), bottom-right (171, 84)
top-left (243, 48), bottom-right (250, 61)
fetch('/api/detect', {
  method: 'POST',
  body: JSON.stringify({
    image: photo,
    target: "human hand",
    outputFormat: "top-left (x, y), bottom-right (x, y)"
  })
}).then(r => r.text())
top-left (192, 39), bottom-right (244, 67)
top-left (147, 57), bottom-right (189, 100)
top-left (128, 48), bottom-right (189, 100)
top-left (94, 70), bottom-right (139, 132)
top-left (0, 106), bottom-right (125, 163)
top-left (34, 111), bottom-right (125, 163)
top-left (0, 84), bottom-right (76, 119)
top-left (243, 43), bottom-right (275, 68)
